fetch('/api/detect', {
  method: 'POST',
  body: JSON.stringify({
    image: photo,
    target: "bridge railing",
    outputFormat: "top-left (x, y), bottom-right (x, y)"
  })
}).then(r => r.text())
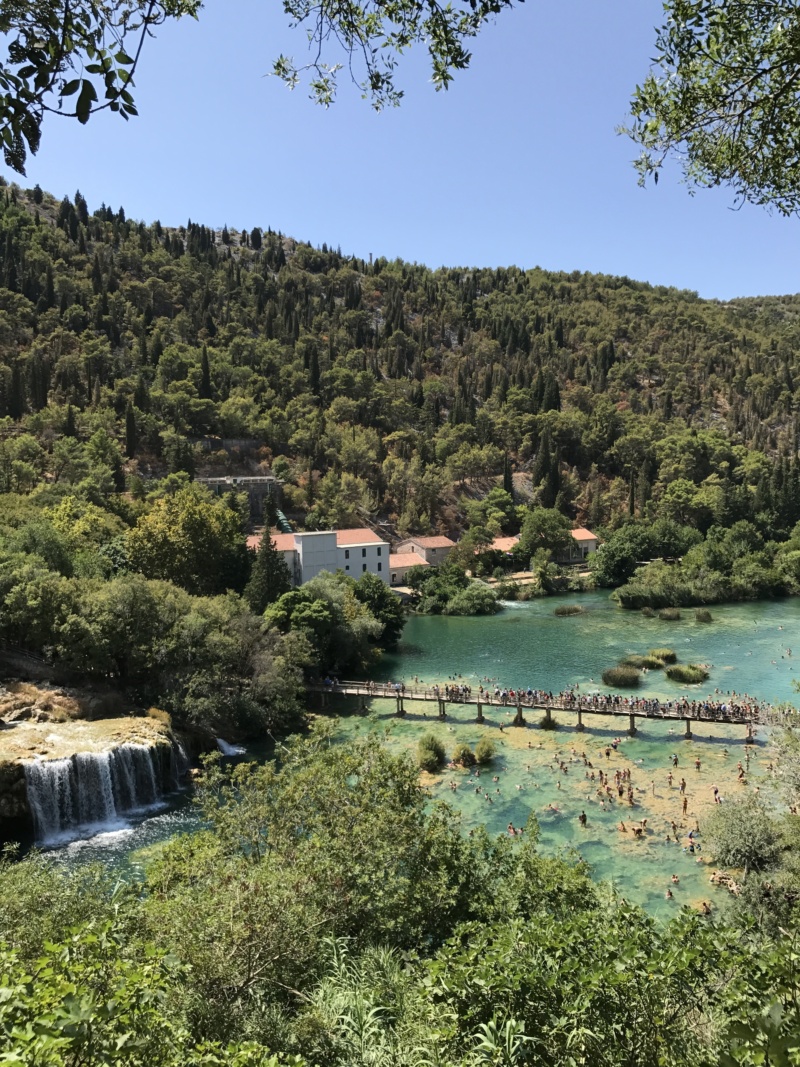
top-left (309, 681), bottom-right (770, 724)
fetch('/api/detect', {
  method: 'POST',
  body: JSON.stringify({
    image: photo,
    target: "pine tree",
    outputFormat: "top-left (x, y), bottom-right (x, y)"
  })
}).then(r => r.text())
top-left (244, 527), bottom-right (291, 614)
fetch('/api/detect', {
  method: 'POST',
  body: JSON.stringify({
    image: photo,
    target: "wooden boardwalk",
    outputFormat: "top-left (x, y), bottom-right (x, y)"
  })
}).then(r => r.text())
top-left (308, 682), bottom-right (768, 740)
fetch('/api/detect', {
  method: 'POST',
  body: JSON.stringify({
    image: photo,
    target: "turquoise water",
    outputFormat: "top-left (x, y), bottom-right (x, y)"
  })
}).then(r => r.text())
top-left (372, 592), bottom-right (800, 705)
top-left (44, 594), bottom-right (795, 916)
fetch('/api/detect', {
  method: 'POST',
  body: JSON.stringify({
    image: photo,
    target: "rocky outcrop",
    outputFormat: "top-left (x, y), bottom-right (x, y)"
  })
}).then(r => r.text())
top-left (0, 760), bottom-right (31, 839)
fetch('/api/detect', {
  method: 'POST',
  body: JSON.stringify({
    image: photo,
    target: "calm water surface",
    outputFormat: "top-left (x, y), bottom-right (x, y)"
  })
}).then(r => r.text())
top-left (47, 594), bottom-right (800, 916)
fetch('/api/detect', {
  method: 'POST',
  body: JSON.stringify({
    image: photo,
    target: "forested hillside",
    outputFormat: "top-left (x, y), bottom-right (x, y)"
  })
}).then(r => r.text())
top-left (2, 179), bottom-right (800, 732)
top-left (2, 180), bottom-right (800, 538)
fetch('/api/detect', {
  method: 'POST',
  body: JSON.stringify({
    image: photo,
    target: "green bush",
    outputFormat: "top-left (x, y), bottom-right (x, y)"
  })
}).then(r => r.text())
top-left (649, 647), bottom-right (677, 664)
top-left (554, 604), bottom-right (585, 616)
top-left (666, 664), bottom-right (709, 684)
top-left (475, 737), bottom-right (495, 764)
top-left (495, 581), bottom-right (520, 601)
top-left (417, 734), bottom-right (446, 772)
top-left (538, 714), bottom-right (560, 730)
top-left (695, 608), bottom-right (713, 622)
top-left (443, 583), bottom-right (501, 616)
top-left (621, 654), bottom-right (664, 669)
top-left (640, 607), bottom-right (656, 618)
top-left (658, 607), bottom-right (681, 620)
top-left (602, 666), bottom-right (641, 688)
top-left (452, 742), bottom-right (476, 767)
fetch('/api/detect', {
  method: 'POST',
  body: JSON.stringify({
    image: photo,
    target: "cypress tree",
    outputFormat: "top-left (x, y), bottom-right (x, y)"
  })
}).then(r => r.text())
top-left (125, 400), bottom-right (138, 457)
top-left (244, 527), bottom-right (291, 614)
top-left (64, 403), bottom-right (76, 437)
top-left (503, 452), bottom-right (513, 496)
top-left (199, 344), bottom-right (212, 399)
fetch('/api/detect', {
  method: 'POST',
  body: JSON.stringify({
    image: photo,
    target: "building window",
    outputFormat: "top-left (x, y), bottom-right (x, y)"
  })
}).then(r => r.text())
top-left (362, 563), bottom-right (367, 572)
top-left (345, 565), bottom-right (349, 571)
top-left (345, 549), bottom-right (350, 559)
top-left (362, 548), bottom-right (366, 558)
top-left (377, 562), bottom-right (382, 572)
top-left (391, 573), bottom-right (396, 583)
top-left (377, 547), bottom-right (381, 556)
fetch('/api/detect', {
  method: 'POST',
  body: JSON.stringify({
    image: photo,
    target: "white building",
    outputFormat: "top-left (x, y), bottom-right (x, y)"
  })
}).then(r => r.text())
top-left (247, 528), bottom-right (390, 586)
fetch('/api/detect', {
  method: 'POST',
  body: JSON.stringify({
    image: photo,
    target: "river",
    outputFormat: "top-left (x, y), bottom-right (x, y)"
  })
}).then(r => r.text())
top-left (43, 592), bottom-right (799, 916)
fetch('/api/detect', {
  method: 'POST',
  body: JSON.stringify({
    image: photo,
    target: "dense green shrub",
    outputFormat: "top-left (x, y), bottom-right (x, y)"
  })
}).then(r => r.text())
top-left (602, 666), bottom-right (641, 688)
top-left (475, 737), bottom-right (496, 764)
top-left (666, 664), bottom-right (709, 684)
top-left (658, 607), bottom-right (681, 620)
top-left (554, 604), bottom-right (585, 616)
top-left (696, 608), bottom-right (713, 622)
top-left (538, 714), bottom-right (560, 730)
top-left (417, 734), bottom-right (446, 772)
top-left (451, 742), bottom-right (476, 767)
top-left (649, 647), bottom-right (677, 663)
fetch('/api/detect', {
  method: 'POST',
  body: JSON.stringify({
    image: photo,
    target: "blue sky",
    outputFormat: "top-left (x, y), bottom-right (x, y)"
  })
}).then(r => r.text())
top-left (12, 0), bottom-right (798, 299)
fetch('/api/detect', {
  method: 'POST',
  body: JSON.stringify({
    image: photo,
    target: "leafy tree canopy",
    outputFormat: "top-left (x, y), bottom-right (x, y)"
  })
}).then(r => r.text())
top-left (626, 0), bottom-right (800, 214)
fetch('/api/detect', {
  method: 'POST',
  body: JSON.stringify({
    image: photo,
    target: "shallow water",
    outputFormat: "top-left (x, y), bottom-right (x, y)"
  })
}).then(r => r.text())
top-left (40, 594), bottom-right (795, 915)
top-left (337, 700), bottom-right (768, 919)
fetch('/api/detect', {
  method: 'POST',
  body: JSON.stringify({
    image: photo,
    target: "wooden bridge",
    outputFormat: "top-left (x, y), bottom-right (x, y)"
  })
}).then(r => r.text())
top-left (308, 681), bottom-right (769, 740)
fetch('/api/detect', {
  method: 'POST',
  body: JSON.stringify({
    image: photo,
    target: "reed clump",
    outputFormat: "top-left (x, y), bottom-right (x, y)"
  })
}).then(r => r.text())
top-left (666, 664), bottom-right (709, 684)
top-left (621, 654), bottom-right (665, 669)
top-left (602, 666), bottom-right (641, 688)
top-left (554, 604), bottom-right (586, 617)
top-left (695, 609), bottom-right (713, 623)
top-left (649, 648), bottom-right (677, 664)
top-left (417, 734), bottom-right (446, 772)
top-left (658, 607), bottom-right (681, 621)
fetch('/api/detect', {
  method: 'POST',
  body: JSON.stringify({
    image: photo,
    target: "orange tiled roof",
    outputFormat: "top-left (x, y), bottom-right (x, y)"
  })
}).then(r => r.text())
top-left (246, 531), bottom-right (297, 552)
top-left (571, 527), bottom-right (598, 541)
top-left (389, 552), bottom-right (428, 569)
top-left (490, 535), bottom-right (520, 553)
top-left (403, 535), bottom-right (455, 548)
top-left (335, 528), bottom-right (386, 546)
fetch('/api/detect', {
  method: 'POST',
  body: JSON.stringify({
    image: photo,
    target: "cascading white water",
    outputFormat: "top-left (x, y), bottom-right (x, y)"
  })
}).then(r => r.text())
top-left (216, 737), bottom-right (246, 756)
top-left (23, 743), bottom-right (168, 843)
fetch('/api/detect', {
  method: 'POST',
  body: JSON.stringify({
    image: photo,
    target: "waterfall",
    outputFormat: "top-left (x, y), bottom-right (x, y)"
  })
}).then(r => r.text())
top-left (170, 737), bottom-right (191, 789)
top-left (23, 743), bottom-right (169, 843)
top-left (216, 737), bottom-right (246, 757)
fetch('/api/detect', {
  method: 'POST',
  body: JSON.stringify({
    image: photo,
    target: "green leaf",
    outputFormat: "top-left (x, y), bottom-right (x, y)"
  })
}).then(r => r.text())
top-left (75, 80), bottom-right (97, 124)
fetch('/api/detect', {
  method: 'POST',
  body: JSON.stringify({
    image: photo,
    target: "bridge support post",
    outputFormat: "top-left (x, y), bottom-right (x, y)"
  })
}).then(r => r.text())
top-left (684, 718), bottom-right (692, 740)
top-left (438, 700), bottom-right (446, 720)
top-left (513, 702), bottom-right (525, 727)
top-left (544, 706), bottom-right (552, 727)
top-left (476, 703), bottom-right (484, 724)
top-left (319, 690), bottom-right (327, 708)
top-left (576, 707), bottom-right (584, 731)
top-left (747, 722), bottom-right (754, 743)
top-left (396, 695), bottom-right (405, 717)
top-left (628, 713), bottom-right (637, 737)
